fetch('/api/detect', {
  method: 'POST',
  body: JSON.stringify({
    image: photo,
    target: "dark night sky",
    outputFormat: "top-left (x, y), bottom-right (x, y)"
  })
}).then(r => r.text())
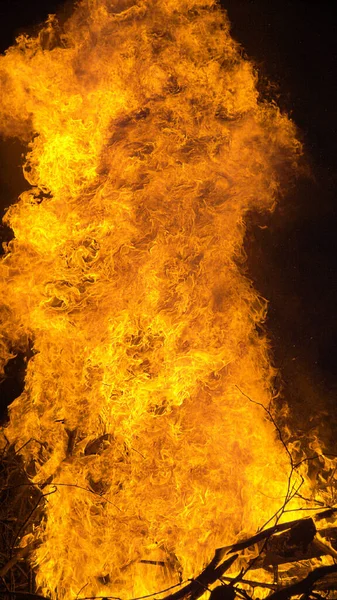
top-left (224, 0), bottom-right (337, 451)
top-left (0, 0), bottom-right (336, 449)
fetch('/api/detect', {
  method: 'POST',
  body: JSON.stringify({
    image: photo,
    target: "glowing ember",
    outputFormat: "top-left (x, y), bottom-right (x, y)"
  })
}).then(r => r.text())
top-left (0, 0), bottom-right (304, 598)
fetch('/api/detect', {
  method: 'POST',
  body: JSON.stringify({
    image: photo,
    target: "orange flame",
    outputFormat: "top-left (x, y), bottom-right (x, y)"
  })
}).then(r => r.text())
top-left (0, 0), bottom-right (305, 598)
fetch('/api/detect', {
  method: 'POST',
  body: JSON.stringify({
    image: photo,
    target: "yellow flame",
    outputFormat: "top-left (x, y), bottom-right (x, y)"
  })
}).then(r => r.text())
top-left (0, 0), bottom-right (306, 598)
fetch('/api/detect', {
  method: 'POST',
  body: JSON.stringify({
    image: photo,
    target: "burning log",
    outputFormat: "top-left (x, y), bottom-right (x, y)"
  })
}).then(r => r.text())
top-left (218, 508), bottom-right (337, 555)
top-left (267, 565), bottom-right (337, 600)
top-left (245, 518), bottom-right (337, 568)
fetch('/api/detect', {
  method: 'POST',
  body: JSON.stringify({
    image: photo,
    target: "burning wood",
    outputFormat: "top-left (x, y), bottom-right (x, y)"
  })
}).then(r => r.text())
top-left (0, 0), bottom-right (335, 598)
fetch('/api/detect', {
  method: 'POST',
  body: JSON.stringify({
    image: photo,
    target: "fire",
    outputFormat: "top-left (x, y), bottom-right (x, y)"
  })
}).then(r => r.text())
top-left (0, 0), bottom-right (310, 598)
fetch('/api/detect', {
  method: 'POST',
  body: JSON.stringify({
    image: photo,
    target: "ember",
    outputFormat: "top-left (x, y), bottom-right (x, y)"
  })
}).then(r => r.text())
top-left (0, 1), bottom-right (336, 599)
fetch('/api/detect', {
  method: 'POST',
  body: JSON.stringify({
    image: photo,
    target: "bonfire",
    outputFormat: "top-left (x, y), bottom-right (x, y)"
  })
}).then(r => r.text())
top-left (0, 1), bottom-right (336, 599)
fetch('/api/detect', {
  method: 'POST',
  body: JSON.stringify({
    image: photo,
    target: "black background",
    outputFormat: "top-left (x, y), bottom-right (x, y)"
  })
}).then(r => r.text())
top-left (0, 0), bottom-right (336, 449)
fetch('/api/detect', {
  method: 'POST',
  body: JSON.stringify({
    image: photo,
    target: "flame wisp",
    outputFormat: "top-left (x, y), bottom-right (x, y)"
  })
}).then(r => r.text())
top-left (0, 0), bottom-right (302, 598)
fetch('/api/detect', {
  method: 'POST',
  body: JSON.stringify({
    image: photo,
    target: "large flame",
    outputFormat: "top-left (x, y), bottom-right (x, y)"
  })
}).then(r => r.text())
top-left (0, 0), bottom-right (303, 598)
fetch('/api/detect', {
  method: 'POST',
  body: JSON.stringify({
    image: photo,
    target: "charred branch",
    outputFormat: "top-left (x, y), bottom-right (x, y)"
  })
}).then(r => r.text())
top-left (267, 564), bottom-right (337, 600)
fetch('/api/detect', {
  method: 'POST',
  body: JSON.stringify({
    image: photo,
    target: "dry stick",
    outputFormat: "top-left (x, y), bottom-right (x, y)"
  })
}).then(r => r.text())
top-left (130, 446), bottom-right (145, 460)
top-left (75, 583), bottom-right (89, 599)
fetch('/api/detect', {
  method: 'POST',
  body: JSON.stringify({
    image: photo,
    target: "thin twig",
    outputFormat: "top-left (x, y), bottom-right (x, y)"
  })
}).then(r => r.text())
top-left (76, 583), bottom-right (88, 599)
top-left (235, 386), bottom-right (293, 468)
